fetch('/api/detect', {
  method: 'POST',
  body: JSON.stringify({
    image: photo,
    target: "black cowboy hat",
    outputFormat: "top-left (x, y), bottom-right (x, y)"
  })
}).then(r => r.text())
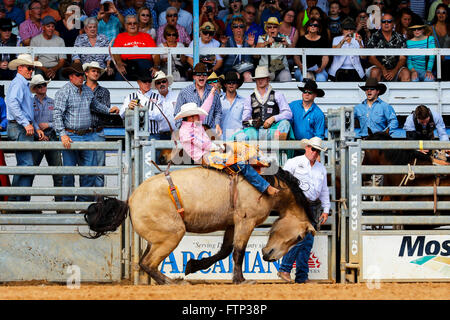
top-left (62, 62), bottom-right (84, 78)
top-left (220, 71), bottom-right (244, 88)
top-left (359, 77), bottom-right (387, 95)
top-left (298, 79), bottom-right (325, 97)
top-left (0, 18), bottom-right (16, 30)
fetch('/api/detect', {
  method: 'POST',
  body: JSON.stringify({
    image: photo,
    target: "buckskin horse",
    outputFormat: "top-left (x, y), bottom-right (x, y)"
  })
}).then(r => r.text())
top-left (83, 166), bottom-right (315, 284)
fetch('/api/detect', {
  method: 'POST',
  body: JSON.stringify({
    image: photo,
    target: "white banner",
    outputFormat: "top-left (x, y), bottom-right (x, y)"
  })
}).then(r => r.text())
top-left (159, 234), bottom-right (329, 280)
top-left (362, 235), bottom-right (450, 280)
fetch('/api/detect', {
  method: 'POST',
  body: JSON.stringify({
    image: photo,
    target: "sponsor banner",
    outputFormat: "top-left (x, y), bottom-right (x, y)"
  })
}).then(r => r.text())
top-left (159, 234), bottom-right (329, 280)
top-left (362, 235), bottom-right (450, 280)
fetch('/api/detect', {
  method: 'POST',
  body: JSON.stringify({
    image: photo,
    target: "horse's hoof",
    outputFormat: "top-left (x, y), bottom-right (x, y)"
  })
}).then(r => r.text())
top-left (241, 280), bottom-right (257, 285)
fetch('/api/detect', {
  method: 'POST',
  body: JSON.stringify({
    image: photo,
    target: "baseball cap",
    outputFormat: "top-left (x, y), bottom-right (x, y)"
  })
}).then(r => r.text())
top-left (42, 15), bottom-right (56, 26)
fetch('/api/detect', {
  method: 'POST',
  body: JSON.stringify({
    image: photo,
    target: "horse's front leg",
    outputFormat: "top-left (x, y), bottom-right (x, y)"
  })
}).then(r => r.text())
top-left (232, 214), bottom-right (257, 284)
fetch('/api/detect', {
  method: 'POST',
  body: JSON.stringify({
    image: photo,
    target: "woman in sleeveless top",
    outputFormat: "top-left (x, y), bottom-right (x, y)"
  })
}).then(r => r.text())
top-left (279, 9), bottom-right (299, 46)
top-left (430, 4), bottom-right (450, 80)
top-left (138, 7), bottom-right (156, 40)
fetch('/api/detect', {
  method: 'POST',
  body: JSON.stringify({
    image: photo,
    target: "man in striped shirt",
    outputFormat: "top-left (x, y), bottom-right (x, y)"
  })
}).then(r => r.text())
top-left (53, 62), bottom-right (119, 202)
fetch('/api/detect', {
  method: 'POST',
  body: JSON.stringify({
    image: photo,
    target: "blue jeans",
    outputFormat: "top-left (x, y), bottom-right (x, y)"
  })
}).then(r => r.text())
top-left (92, 130), bottom-right (105, 188)
top-left (61, 132), bottom-right (97, 202)
top-left (230, 162), bottom-right (270, 193)
top-left (411, 69), bottom-right (435, 82)
top-left (279, 232), bottom-right (314, 283)
top-left (294, 67), bottom-right (328, 82)
top-left (7, 121), bottom-right (37, 201)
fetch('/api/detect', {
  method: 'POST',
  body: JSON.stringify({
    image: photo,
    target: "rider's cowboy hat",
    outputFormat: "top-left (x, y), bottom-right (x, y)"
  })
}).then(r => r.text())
top-left (30, 74), bottom-right (50, 92)
top-left (82, 61), bottom-right (106, 75)
top-left (252, 66), bottom-right (271, 79)
top-left (151, 70), bottom-right (173, 88)
top-left (62, 61), bottom-right (84, 78)
top-left (174, 102), bottom-right (208, 120)
top-left (300, 137), bottom-right (327, 152)
top-left (298, 78), bottom-right (325, 97)
top-left (8, 53), bottom-right (42, 70)
top-left (359, 77), bottom-right (387, 95)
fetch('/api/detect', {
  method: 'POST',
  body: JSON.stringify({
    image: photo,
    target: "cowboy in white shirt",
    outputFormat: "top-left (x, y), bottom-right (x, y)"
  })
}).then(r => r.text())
top-left (151, 71), bottom-right (178, 139)
top-left (278, 137), bottom-right (330, 283)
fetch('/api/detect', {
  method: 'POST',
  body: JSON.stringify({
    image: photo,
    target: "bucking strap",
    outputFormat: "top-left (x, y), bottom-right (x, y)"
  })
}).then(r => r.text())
top-left (164, 162), bottom-right (185, 218)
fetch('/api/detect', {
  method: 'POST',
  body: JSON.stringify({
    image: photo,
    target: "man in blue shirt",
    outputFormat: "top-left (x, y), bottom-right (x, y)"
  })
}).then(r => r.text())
top-left (226, 4), bottom-right (264, 40)
top-left (3, 0), bottom-right (25, 26)
top-left (289, 79), bottom-right (326, 141)
top-left (6, 53), bottom-right (45, 201)
top-left (220, 71), bottom-right (245, 140)
top-left (354, 78), bottom-right (399, 137)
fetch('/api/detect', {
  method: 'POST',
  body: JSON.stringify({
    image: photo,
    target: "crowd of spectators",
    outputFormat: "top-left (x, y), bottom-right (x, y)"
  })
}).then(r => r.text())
top-left (0, 0), bottom-right (449, 83)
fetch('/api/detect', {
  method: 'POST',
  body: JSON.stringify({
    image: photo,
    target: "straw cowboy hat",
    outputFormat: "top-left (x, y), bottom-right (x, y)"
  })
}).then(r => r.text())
top-left (30, 74), bottom-right (50, 92)
top-left (62, 61), bottom-right (84, 78)
top-left (151, 71), bottom-right (173, 88)
top-left (264, 17), bottom-right (280, 31)
top-left (207, 71), bottom-right (220, 82)
top-left (8, 53), bottom-right (42, 70)
top-left (298, 78), bottom-right (325, 97)
top-left (300, 137), bottom-right (327, 152)
top-left (174, 102), bottom-right (208, 120)
top-left (358, 77), bottom-right (387, 96)
top-left (252, 66), bottom-right (271, 79)
top-left (82, 61), bottom-right (106, 75)
top-left (200, 21), bottom-right (216, 32)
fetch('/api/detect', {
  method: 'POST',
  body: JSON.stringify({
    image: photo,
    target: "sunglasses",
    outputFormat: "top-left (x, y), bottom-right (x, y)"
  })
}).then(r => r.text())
top-left (166, 33), bottom-right (178, 37)
top-left (140, 13), bottom-right (150, 17)
top-left (245, 11), bottom-right (256, 15)
top-left (0, 27), bottom-right (12, 32)
top-left (365, 87), bottom-right (377, 91)
top-left (127, 22), bottom-right (138, 25)
top-left (225, 80), bottom-right (238, 85)
top-left (303, 90), bottom-right (314, 94)
top-left (232, 24), bottom-right (245, 29)
top-left (166, 13), bottom-right (178, 18)
top-left (374, 1), bottom-right (384, 4)
top-left (22, 66), bottom-right (35, 71)
top-left (194, 72), bottom-right (208, 76)
top-left (310, 147), bottom-right (320, 153)
top-left (207, 79), bottom-right (219, 84)
top-left (412, 27), bottom-right (424, 31)
top-left (73, 72), bottom-right (84, 77)
top-left (381, 19), bottom-right (393, 23)
top-left (309, 23), bottom-right (320, 27)
top-left (202, 30), bottom-right (215, 36)
top-left (155, 79), bottom-right (168, 85)
top-left (266, 25), bottom-right (278, 29)
top-left (35, 83), bottom-right (47, 89)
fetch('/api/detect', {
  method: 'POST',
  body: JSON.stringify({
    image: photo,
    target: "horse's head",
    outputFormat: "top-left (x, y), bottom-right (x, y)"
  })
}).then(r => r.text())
top-left (262, 214), bottom-right (316, 262)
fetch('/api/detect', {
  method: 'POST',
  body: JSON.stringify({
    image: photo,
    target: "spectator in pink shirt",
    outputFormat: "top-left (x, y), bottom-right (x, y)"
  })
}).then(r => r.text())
top-left (156, 6), bottom-right (190, 46)
top-left (19, 0), bottom-right (42, 46)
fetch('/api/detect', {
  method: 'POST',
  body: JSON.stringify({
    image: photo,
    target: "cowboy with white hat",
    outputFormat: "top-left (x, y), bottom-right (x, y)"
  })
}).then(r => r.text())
top-left (30, 74), bottom-right (51, 93)
top-left (235, 65), bottom-right (292, 141)
top-left (82, 61), bottom-right (106, 76)
top-left (278, 136), bottom-right (330, 284)
top-left (5, 54), bottom-right (45, 201)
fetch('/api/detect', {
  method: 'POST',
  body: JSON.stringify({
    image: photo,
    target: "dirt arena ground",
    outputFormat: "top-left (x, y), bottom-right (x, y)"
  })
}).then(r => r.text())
top-left (0, 282), bottom-right (448, 300)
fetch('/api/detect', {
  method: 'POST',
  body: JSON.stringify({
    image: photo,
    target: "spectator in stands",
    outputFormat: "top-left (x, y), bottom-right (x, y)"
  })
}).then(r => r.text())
top-left (258, 0), bottom-right (282, 28)
top-left (289, 79), bottom-right (325, 141)
top-left (404, 104), bottom-right (449, 142)
top-left (0, 18), bottom-right (18, 80)
top-left (119, 68), bottom-right (164, 139)
top-left (53, 62), bottom-right (119, 202)
top-left (366, 12), bottom-right (410, 81)
top-left (354, 77), bottom-right (399, 137)
top-left (83, 61), bottom-right (110, 188)
top-left (174, 62), bottom-right (222, 136)
top-left (407, 22), bottom-right (436, 82)
top-left (339, 0), bottom-right (359, 19)
top-left (220, 71), bottom-right (245, 140)
top-left (255, 17), bottom-right (292, 82)
top-left (25, 0), bottom-right (60, 22)
top-left (327, 1), bottom-right (343, 40)
top-left (227, 3), bottom-right (263, 40)
top-left (157, 25), bottom-right (188, 81)
top-left (278, 136), bottom-right (330, 284)
top-left (3, 0), bottom-right (25, 26)
top-left (430, 3), bottom-right (450, 80)
top-left (300, 6), bottom-right (331, 41)
top-left (355, 10), bottom-right (371, 45)
top-left (96, 0), bottom-right (124, 42)
top-left (159, 0), bottom-right (193, 36)
top-left (84, 0), bottom-right (101, 16)
top-left (73, 17), bottom-right (113, 79)
top-left (156, 6), bottom-right (190, 46)
top-left (151, 71), bottom-right (176, 142)
top-left (186, 22), bottom-right (223, 74)
top-left (138, 6), bottom-right (156, 39)
top-left (0, 84), bottom-right (10, 201)
top-left (234, 66), bottom-right (292, 141)
top-left (296, 0), bottom-right (317, 32)
top-left (6, 54), bottom-right (45, 202)
top-left (395, 8), bottom-right (414, 39)
top-left (222, 0), bottom-right (244, 29)
top-left (329, 17), bottom-right (365, 81)
top-left (200, 0), bottom-right (225, 38)
top-left (30, 74), bottom-right (63, 201)
top-left (119, 0), bottom-right (158, 29)
top-left (294, 18), bottom-right (329, 82)
top-left (279, 9), bottom-right (299, 47)
top-left (221, 16), bottom-right (255, 82)
top-left (113, 14), bottom-right (160, 81)
top-left (56, 2), bottom-right (82, 47)
top-left (428, 0), bottom-right (450, 23)
top-left (31, 16), bottom-right (66, 80)
top-left (19, 0), bottom-right (42, 46)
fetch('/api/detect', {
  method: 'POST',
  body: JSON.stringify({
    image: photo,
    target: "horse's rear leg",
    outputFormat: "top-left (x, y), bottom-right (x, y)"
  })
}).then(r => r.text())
top-left (185, 226), bottom-right (234, 276)
top-left (139, 229), bottom-right (185, 285)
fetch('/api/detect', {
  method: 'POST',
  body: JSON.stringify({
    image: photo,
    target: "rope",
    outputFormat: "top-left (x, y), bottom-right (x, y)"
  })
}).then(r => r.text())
top-left (399, 159), bottom-right (417, 186)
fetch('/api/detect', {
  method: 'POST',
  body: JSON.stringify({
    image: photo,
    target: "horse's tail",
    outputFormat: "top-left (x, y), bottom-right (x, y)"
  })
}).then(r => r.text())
top-left (82, 197), bottom-right (129, 239)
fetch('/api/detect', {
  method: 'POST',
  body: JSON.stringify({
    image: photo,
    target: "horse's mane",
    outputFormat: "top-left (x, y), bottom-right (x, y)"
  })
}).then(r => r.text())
top-left (263, 167), bottom-right (313, 223)
top-left (365, 131), bottom-right (432, 165)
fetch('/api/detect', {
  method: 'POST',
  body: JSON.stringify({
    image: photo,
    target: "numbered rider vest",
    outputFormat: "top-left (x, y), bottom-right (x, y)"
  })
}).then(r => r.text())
top-left (250, 91), bottom-right (279, 129)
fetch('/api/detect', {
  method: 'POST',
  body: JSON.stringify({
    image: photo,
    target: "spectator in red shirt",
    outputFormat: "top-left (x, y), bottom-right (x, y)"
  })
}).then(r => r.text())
top-left (113, 14), bottom-right (161, 81)
top-left (200, 0), bottom-right (225, 39)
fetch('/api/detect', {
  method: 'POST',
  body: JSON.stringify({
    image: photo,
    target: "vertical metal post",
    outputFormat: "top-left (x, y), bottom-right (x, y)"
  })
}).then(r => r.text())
top-left (302, 48), bottom-right (307, 81)
top-left (193, 0), bottom-right (200, 66)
